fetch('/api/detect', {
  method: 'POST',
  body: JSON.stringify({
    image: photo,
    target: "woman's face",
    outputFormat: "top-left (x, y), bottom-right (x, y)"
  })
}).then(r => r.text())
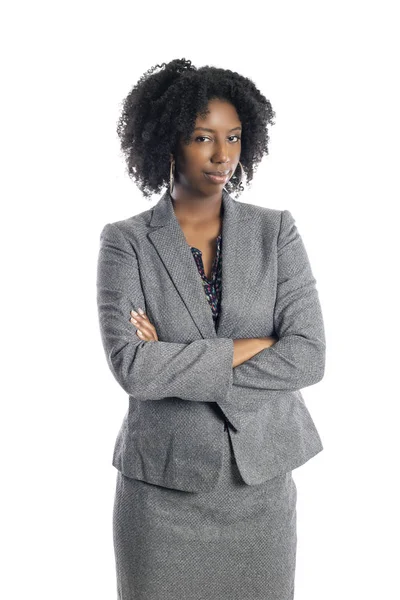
top-left (173, 98), bottom-right (242, 194)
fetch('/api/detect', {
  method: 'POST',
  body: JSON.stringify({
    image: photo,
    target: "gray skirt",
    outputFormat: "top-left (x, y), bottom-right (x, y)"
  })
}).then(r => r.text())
top-left (113, 425), bottom-right (297, 600)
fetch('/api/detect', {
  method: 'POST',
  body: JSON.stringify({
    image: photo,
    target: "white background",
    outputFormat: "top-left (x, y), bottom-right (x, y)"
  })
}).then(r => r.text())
top-left (1, 1), bottom-right (399, 598)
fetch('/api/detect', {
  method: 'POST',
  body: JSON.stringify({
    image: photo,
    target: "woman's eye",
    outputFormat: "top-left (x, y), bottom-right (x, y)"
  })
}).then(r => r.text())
top-left (195, 135), bottom-right (241, 142)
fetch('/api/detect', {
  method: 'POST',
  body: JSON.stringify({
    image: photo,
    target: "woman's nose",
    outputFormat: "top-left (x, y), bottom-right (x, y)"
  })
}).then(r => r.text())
top-left (211, 144), bottom-right (230, 164)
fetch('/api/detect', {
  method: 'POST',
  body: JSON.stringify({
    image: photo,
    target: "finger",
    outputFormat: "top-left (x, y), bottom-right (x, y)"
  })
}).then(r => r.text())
top-left (137, 328), bottom-right (155, 342)
top-left (130, 314), bottom-right (148, 327)
top-left (131, 314), bottom-right (156, 335)
top-left (130, 317), bottom-right (149, 337)
top-left (131, 310), bottom-right (150, 323)
top-left (131, 315), bottom-right (155, 337)
top-left (131, 316), bottom-right (152, 335)
top-left (130, 312), bottom-right (157, 341)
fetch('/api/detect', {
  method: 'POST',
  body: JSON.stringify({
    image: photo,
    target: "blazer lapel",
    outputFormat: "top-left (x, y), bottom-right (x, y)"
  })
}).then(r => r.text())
top-left (148, 188), bottom-right (254, 340)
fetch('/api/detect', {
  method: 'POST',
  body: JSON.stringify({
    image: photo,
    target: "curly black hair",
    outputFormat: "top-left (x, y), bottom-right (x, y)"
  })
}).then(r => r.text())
top-left (116, 58), bottom-right (276, 200)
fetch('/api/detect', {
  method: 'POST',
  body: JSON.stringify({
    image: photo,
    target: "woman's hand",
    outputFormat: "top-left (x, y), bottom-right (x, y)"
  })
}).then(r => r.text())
top-left (129, 308), bottom-right (159, 341)
top-left (232, 336), bottom-right (278, 368)
top-left (260, 335), bottom-right (278, 347)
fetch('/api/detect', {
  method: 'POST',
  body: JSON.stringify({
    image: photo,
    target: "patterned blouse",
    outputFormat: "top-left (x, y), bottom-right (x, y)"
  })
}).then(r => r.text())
top-left (190, 233), bottom-right (230, 431)
top-left (190, 233), bottom-right (222, 330)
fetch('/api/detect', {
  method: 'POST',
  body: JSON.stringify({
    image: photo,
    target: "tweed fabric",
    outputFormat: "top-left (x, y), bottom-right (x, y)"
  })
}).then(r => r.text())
top-left (112, 224), bottom-right (297, 599)
top-left (96, 189), bottom-right (325, 492)
top-left (113, 424), bottom-right (297, 600)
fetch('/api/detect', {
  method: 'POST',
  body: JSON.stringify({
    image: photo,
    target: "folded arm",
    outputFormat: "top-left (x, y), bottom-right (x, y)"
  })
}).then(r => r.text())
top-left (96, 223), bottom-right (234, 402)
top-left (232, 209), bottom-right (326, 392)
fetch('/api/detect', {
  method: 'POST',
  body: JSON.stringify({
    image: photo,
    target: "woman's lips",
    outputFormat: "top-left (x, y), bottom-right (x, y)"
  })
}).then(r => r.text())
top-left (204, 171), bottom-right (231, 184)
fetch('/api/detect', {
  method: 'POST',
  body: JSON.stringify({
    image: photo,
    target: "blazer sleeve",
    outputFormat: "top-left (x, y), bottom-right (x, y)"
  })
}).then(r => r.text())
top-left (232, 209), bottom-right (326, 392)
top-left (96, 222), bottom-right (234, 402)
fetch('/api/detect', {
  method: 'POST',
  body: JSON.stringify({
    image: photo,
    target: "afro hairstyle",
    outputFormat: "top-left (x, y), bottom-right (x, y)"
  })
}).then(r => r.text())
top-left (116, 58), bottom-right (276, 200)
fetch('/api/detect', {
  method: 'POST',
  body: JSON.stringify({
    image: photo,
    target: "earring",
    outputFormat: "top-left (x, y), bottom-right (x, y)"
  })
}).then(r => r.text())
top-left (224, 161), bottom-right (244, 191)
top-left (170, 159), bottom-right (175, 194)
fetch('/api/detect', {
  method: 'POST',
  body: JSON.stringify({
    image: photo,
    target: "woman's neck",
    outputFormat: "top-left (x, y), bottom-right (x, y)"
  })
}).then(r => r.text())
top-left (170, 186), bottom-right (223, 226)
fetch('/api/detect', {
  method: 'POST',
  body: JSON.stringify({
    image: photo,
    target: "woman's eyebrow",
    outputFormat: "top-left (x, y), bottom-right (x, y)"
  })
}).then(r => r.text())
top-left (194, 126), bottom-right (242, 132)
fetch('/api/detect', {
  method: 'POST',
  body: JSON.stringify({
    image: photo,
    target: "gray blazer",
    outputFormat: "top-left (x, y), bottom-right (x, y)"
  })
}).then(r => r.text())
top-left (96, 188), bottom-right (326, 492)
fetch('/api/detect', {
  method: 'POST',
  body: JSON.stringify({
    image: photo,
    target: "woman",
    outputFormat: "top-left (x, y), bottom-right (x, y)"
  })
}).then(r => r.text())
top-left (97, 58), bottom-right (326, 600)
